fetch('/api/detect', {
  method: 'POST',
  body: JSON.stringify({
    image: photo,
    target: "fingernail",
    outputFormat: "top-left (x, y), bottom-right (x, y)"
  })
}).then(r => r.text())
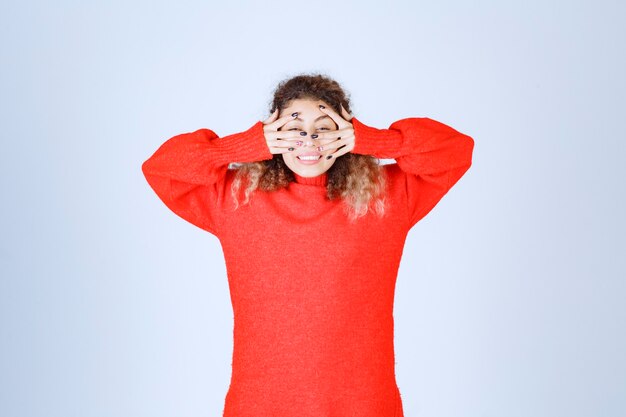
top-left (319, 105), bottom-right (325, 109)
top-left (300, 131), bottom-right (307, 136)
top-left (291, 112), bottom-right (298, 117)
top-left (326, 155), bottom-right (332, 159)
top-left (311, 134), bottom-right (318, 139)
top-left (317, 146), bottom-right (324, 151)
top-left (296, 141), bottom-right (303, 146)
top-left (288, 147), bottom-right (295, 151)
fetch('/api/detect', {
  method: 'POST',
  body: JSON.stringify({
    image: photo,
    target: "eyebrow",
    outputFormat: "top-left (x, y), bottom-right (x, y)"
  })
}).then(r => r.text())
top-left (292, 115), bottom-right (332, 122)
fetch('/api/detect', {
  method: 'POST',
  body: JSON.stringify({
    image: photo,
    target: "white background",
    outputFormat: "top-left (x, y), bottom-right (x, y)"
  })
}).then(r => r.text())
top-left (1, 1), bottom-right (624, 416)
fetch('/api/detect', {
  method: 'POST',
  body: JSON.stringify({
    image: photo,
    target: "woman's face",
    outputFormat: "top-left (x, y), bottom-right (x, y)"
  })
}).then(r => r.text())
top-left (278, 98), bottom-right (338, 178)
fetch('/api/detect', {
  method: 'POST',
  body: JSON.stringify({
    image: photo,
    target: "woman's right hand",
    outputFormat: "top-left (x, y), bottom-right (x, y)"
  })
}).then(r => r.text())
top-left (262, 109), bottom-right (305, 155)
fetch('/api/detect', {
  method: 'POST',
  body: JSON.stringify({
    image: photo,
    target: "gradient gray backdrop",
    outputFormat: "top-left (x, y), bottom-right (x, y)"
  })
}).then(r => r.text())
top-left (1, 1), bottom-right (624, 416)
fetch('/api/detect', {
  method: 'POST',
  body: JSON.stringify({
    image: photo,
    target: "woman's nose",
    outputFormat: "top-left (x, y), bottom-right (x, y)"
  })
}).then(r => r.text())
top-left (306, 132), bottom-right (319, 143)
top-left (304, 133), bottom-right (320, 146)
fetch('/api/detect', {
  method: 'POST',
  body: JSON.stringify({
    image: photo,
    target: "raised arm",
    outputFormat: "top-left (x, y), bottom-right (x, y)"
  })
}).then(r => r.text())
top-left (350, 116), bottom-right (474, 229)
top-left (141, 121), bottom-right (273, 236)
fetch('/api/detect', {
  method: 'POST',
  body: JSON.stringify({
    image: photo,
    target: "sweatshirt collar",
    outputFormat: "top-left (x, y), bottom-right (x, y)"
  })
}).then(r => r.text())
top-left (293, 171), bottom-right (328, 186)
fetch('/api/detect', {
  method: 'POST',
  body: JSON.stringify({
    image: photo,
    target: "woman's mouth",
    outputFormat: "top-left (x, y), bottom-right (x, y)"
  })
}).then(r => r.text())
top-left (296, 153), bottom-right (323, 164)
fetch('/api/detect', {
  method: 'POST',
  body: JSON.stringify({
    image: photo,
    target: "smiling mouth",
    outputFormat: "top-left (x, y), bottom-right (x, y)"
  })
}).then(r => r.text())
top-left (297, 155), bottom-right (322, 161)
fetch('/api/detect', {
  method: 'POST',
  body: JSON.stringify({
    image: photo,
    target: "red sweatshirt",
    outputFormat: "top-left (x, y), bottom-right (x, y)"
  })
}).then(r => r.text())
top-left (142, 116), bottom-right (474, 417)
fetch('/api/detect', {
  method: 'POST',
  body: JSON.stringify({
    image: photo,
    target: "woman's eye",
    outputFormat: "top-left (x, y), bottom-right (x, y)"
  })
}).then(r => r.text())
top-left (318, 127), bottom-right (330, 131)
top-left (288, 128), bottom-right (300, 131)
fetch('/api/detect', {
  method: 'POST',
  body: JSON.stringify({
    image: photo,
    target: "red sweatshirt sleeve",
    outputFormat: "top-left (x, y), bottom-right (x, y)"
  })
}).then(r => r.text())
top-left (350, 116), bottom-right (474, 229)
top-left (141, 121), bottom-right (274, 236)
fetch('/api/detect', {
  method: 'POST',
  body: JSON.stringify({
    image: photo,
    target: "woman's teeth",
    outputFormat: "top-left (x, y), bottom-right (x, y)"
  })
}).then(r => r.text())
top-left (298, 155), bottom-right (321, 160)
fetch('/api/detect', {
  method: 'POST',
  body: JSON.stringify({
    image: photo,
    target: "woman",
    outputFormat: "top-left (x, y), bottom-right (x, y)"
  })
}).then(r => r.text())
top-left (142, 73), bottom-right (474, 417)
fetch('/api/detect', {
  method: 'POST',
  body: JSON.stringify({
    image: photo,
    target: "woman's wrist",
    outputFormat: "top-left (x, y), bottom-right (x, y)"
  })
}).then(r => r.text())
top-left (215, 121), bottom-right (274, 165)
top-left (350, 117), bottom-right (403, 159)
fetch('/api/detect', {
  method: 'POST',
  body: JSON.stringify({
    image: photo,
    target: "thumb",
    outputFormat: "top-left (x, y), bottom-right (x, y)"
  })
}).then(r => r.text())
top-left (340, 104), bottom-right (353, 121)
top-left (263, 109), bottom-right (279, 125)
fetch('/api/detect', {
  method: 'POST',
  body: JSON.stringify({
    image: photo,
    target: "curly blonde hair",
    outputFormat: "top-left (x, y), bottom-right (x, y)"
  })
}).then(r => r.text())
top-left (230, 72), bottom-right (388, 223)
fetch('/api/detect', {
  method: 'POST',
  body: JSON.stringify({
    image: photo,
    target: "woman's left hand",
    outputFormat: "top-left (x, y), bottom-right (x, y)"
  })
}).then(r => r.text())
top-left (316, 104), bottom-right (355, 159)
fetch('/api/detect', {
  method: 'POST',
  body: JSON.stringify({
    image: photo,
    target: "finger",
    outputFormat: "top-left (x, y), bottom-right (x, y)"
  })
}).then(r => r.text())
top-left (262, 109), bottom-right (279, 125)
top-left (318, 104), bottom-right (351, 129)
top-left (267, 139), bottom-right (305, 154)
top-left (267, 138), bottom-right (305, 149)
top-left (265, 113), bottom-right (294, 128)
top-left (265, 130), bottom-right (307, 140)
top-left (326, 139), bottom-right (355, 159)
top-left (268, 147), bottom-right (294, 155)
top-left (317, 135), bottom-right (353, 152)
top-left (309, 127), bottom-right (353, 140)
top-left (265, 112), bottom-right (297, 128)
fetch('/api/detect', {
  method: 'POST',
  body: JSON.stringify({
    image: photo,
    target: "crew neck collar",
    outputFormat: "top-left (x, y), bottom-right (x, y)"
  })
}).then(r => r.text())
top-left (293, 171), bottom-right (328, 186)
